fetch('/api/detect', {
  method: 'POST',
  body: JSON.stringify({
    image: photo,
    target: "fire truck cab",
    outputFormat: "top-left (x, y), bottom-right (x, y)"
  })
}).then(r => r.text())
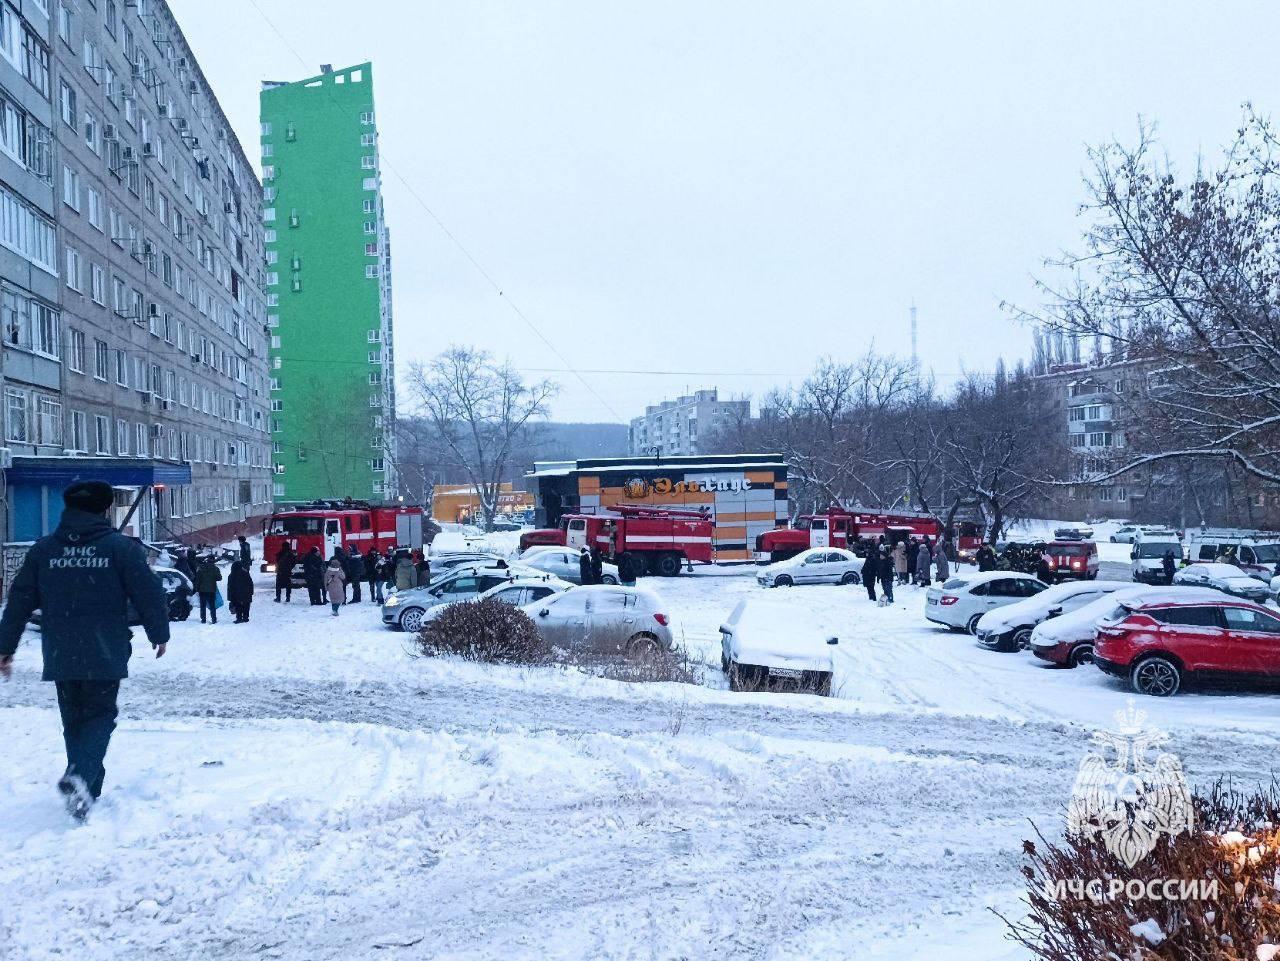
top-left (755, 508), bottom-right (955, 563)
top-left (261, 501), bottom-right (431, 579)
top-left (544, 505), bottom-right (713, 577)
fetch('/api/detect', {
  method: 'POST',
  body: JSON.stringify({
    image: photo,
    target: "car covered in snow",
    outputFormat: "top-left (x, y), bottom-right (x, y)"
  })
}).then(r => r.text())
top-left (523, 585), bottom-right (674, 655)
top-left (755, 547), bottom-right (862, 588)
top-left (974, 579), bottom-right (1128, 652)
top-left (1109, 525), bottom-right (1170, 544)
top-left (418, 577), bottom-right (571, 625)
top-left (517, 547), bottom-right (620, 585)
top-left (1094, 597), bottom-right (1280, 696)
top-left (1028, 585), bottom-right (1232, 668)
top-left (925, 572), bottom-right (1048, 635)
top-left (718, 598), bottom-right (838, 695)
top-left (1172, 563), bottom-right (1272, 603)
top-left (383, 562), bottom-right (561, 631)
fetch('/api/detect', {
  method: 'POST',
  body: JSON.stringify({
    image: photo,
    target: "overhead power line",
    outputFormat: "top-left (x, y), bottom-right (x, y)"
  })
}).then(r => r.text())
top-left (239, 0), bottom-right (625, 422)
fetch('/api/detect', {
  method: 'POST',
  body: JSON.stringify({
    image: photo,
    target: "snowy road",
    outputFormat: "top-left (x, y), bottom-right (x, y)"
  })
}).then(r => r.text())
top-left (2, 552), bottom-right (1277, 960)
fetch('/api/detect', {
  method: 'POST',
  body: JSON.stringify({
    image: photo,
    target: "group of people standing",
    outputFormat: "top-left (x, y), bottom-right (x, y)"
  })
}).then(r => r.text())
top-left (172, 534), bottom-right (256, 625)
top-left (271, 543), bottom-right (430, 615)
top-left (859, 536), bottom-right (953, 606)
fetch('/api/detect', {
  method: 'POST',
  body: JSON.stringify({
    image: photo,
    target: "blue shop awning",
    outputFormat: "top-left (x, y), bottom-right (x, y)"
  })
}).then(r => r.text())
top-left (6, 456), bottom-right (192, 487)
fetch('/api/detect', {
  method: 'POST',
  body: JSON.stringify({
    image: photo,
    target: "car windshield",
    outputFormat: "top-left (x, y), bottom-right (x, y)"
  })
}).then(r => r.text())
top-left (267, 516), bottom-right (322, 535)
top-left (1136, 543), bottom-right (1179, 558)
top-left (1052, 544), bottom-right (1091, 556)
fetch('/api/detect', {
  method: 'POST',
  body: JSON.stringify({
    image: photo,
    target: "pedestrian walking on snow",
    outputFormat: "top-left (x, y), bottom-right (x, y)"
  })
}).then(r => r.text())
top-left (861, 550), bottom-right (878, 601)
top-left (915, 541), bottom-right (932, 587)
top-left (323, 559), bottom-right (347, 616)
top-left (364, 549), bottom-right (383, 603)
top-left (227, 560), bottom-right (254, 623)
top-left (579, 547), bottom-right (595, 585)
top-left (193, 554), bottom-right (222, 624)
top-left (274, 545), bottom-right (296, 603)
top-left (0, 481), bottom-right (169, 821)
top-left (935, 546), bottom-right (950, 582)
top-left (237, 535), bottom-right (252, 567)
top-left (302, 547), bottom-right (324, 605)
top-left (892, 541), bottom-right (908, 585)
top-left (1162, 550), bottom-right (1177, 585)
top-left (878, 546), bottom-right (896, 604)
top-left (345, 546), bottom-right (363, 604)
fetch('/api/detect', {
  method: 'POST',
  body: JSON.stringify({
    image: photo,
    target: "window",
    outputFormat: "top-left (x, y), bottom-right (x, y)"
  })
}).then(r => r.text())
top-left (90, 264), bottom-right (105, 304)
top-left (362, 199), bottom-right (374, 214)
top-left (93, 338), bottom-right (108, 379)
top-left (57, 3), bottom-right (73, 44)
top-left (361, 133), bottom-right (375, 146)
top-left (114, 349), bottom-right (127, 386)
top-left (1149, 607), bottom-right (1223, 628)
top-left (361, 177), bottom-right (377, 191)
top-left (21, 25), bottom-right (49, 97)
top-left (0, 182), bottom-right (57, 271)
top-left (1223, 607), bottom-right (1280, 634)
top-left (371, 457), bottom-right (384, 472)
top-left (1087, 432), bottom-right (1112, 448)
top-left (2, 286), bottom-right (58, 357)
top-left (61, 165), bottom-right (80, 211)
top-left (361, 155), bottom-right (375, 169)
top-left (364, 242), bottom-right (378, 256)
top-left (89, 414), bottom-right (110, 454)
top-left (0, 90), bottom-right (52, 180)
top-left (87, 187), bottom-right (103, 228)
top-left (64, 245), bottom-right (82, 291)
top-left (66, 328), bottom-right (85, 372)
top-left (368, 351), bottom-right (380, 363)
top-left (363, 221), bottom-right (376, 235)
top-left (365, 264), bottom-right (379, 279)
top-left (367, 329), bottom-right (381, 343)
top-left (58, 80), bottom-right (75, 128)
top-left (4, 387), bottom-right (26, 442)
top-left (262, 207), bottom-right (276, 223)
top-left (116, 419), bottom-right (128, 455)
top-left (360, 111), bottom-right (374, 125)
top-left (35, 394), bottom-right (61, 447)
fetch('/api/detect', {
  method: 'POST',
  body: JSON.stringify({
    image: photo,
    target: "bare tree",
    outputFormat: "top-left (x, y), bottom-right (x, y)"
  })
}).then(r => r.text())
top-left (1008, 111), bottom-right (1280, 488)
top-left (408, 346), bottom-right (557, 530)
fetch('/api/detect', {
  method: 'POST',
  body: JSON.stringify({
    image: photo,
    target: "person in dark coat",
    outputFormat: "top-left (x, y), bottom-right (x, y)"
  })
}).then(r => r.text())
top-left (617, 552), bottom-right (638, 586)
top-left (1036, 549), bottom-right (1054, 584)
top-left (174, 548), bottom-right (195, 584)
top-left (416, 557), bottom-right (431, 588)
top-left (302, 547), bottom-right (324, 605)
top-left (0, 481), bottom-right (169, 819)
top-left (364, 548), bottom-right (383, 603)
top-left (976, 544), bottom-right (996, 572)
top-left (915, 541), bottom-right (932, 586)
top-left (906, 539), bottom-right (919, 581)
top-left (579, 547), bottom-right (595, 585)
top-left (877, 546), bottom-right (896, 604)
top-left (861, 550), bottom-right (878, 601)
top-left (227, 560), bottom-right (255, 623)
top-left (192, 554), bottom-right (222, 623)
top-left (380, 552), bottom-right (397, 597)
top-left (1162, 550), bottom-right (1177, 585)
top-left (590, 546), bottom-right (604, 584)
top-left (345, 546), bottom-right (363, 604)
top-left (237, 535), bottom-right (252, 566)
top-left (274, 545), bottom-right (296, 603)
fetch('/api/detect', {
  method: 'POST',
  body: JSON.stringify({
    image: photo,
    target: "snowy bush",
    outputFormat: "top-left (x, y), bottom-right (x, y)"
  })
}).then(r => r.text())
top-left (1004, 781), bottom-right (1280, 960)
top-left (416, 597), bottom-right (550, 664)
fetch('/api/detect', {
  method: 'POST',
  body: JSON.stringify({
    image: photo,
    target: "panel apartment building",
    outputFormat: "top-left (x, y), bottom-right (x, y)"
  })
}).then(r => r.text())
top-left (260, 63), bottom-right (397, 504)
top-left (628, 389), bottom-right (750, 457)
top-left (0, 0), bottom-right (272, 543)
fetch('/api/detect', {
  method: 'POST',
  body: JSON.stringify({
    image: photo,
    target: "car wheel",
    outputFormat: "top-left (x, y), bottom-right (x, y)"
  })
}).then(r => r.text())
top-left (654, 553), bottom-right (682, 578)
top-left (966, 613), bottom-right (983, 636)
top-left (1011, 627), bottom-right (1034, 652)
top-left (1131, 655), bottom-right (1181, 697)
top-left (840, 571), bottom-right (857, 585)
top-left (627, 633), bottom-right (662, 658)
top-left (601, 574), bottom-right (618, 585)
top-left (774, 574), bottom-right (794, 588)
top-left (1068, 643), bottom-right (1094, 668)
top-left (399, 607), bottom-right (426, 633)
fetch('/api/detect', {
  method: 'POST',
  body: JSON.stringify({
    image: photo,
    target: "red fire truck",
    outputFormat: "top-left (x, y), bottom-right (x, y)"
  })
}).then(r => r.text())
top-left (754, 507), bottom-right (983, 562)
top-left (261, 500), bottom-right (431, 578)
top-left (522, 505), bottom-right (714, 576)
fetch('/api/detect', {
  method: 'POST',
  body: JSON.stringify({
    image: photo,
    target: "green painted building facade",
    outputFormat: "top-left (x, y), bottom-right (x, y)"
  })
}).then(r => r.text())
top-left (259, 63), bottom-right (396, 503)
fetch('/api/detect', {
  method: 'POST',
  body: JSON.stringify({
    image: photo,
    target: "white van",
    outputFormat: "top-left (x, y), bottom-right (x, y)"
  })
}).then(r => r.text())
top-left (1130, 532), bottom-right (1182, 584)
top-left (1186, 531), bottom-right (1280, 581)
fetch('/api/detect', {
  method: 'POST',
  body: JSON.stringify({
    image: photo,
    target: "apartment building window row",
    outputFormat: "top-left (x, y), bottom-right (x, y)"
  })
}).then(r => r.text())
top-left (5, 387), bottom-right (61, 446)
top-left (0, 4), bottom-right (51, 98)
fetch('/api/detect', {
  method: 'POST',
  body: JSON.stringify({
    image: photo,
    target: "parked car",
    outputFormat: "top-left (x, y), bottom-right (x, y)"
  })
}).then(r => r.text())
top-left (1054, 524), bottom-right (1094, 540)
top-left (1109, 525), bottom-right (1141, 544)
top-left (1028, 585), bottom-right (1230, 668)
top-left (719, 598), bottom-right (838, 695)
top-left (523, 585), bottom-right (673, 655)
top-left (1130, 535), bottom-right (1184, 584)
top-left (426, 551), bottom-right (506, 576)
top-left (518, 547), bottom-right (620, 585)
top-left (1044, 540), bottom-right (1100, 582)
top-left (1172, 562), bottom-right (1272, 603)
top-left (383, 562), bottom-right (558, 631)
top-left (756, 547), bottom-right (862, 588)
top-left (975, 580), bottom-right (1128, 652)
top-left (925, 572), bottom-right (1048, 635)
top-left (1186, 534), bottom-right (1280, 580)
top-left (1094, 597), bottom-right (1280, 696)
top-left (419, 577), bottom-right (570, 624)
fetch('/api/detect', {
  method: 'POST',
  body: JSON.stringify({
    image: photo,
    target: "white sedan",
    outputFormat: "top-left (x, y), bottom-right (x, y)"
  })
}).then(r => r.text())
top-left (1173, 563), bottom-right (1272, 603)
top-left (974, 579), bottom-right (1129, 652)
top-left (418, 577), bottom-right (571, 624)
top-left (519, 547), bottom-right (620, 585)
top-left (756, 548), bottom-right (862, 588)
top-left (719, 597), bottom-right (838, 695)
top-left (925, 572), bottom-right (1048, 635)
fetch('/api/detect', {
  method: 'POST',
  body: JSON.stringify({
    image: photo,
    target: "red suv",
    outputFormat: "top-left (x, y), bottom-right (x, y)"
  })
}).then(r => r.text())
top-left (1046, 540), bottom-right (1100, 582)
top-left (1094, 599), bottom-right (1280, 696)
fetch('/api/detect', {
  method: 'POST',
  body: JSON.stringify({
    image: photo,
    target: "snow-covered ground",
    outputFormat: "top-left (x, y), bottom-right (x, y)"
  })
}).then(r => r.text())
top-left (1, 532), bottom-right (1277, 960)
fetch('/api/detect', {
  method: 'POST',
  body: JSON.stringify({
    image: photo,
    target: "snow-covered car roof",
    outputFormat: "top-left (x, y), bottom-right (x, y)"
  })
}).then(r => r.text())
top-left (1030, 585), bottom-right (1234, 646)
top-left (721, 597), bottom-right (835, 673)
top-left (1178, 563), bottom-right (1259, 581)
top-left (769, 547), bottom-right (858, 565)
top-left (940, 571), bottom-right (1042, 589)
top-left (978, 579), bottom-right (1129, 630)
top-left (533, 583), bottom-right (663, 608)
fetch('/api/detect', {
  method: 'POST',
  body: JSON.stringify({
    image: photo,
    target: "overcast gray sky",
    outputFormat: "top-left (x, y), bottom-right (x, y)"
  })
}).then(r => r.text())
top-left (172, 0), bottom-right (1277, 422)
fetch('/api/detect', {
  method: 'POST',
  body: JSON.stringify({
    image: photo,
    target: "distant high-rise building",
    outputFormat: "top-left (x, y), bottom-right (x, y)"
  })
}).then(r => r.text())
top-left (628, 390), bottom-right (750, 456)
top-left (260, 63), bottom-right (396, 502)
